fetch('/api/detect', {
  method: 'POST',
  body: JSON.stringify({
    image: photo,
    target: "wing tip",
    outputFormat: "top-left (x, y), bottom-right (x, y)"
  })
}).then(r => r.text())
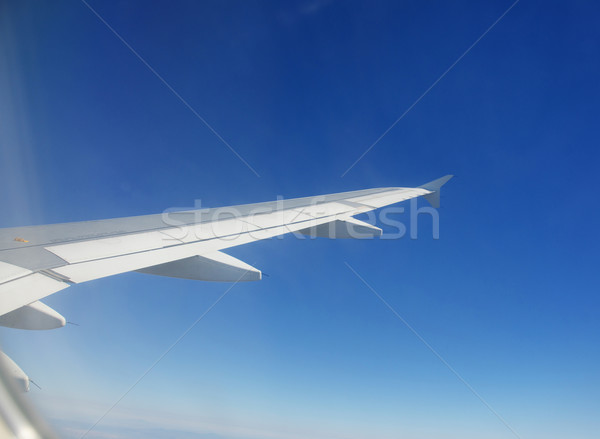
top-left (419, 175), bottom-right (454, 208)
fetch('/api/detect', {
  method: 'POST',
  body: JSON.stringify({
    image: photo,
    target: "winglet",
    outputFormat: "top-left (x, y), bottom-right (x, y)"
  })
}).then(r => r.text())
top-left (419, 175), bottom-right (453, 208)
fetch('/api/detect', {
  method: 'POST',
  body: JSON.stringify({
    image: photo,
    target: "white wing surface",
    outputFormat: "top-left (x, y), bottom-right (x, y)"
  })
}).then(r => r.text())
top-left (0, 176), bottom-right (452, 319)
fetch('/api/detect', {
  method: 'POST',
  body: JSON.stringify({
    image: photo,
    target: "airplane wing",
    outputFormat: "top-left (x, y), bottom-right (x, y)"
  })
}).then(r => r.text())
top-left (0, 175), bottom-right (452, 328)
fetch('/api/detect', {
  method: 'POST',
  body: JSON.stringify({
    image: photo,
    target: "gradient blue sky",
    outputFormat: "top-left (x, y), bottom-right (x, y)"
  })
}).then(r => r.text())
top-left (1, 1), bottom-right (599, 438)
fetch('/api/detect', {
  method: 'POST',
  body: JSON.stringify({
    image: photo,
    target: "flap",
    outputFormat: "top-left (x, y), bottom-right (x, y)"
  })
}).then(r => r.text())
top-left (0, 274), bottom-right (69, 316)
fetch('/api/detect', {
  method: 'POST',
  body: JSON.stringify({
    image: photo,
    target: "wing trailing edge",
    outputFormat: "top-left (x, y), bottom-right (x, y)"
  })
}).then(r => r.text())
top-left (0, 273), bottom-right (69, 316)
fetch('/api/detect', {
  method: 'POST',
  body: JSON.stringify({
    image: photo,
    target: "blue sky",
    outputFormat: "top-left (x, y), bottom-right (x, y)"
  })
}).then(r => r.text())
top-left (1, 1), bottom-right (599, 438)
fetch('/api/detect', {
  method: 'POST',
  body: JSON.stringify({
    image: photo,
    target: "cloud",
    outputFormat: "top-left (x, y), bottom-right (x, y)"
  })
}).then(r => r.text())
top-left (32, 394), bottom-right (370, 439)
